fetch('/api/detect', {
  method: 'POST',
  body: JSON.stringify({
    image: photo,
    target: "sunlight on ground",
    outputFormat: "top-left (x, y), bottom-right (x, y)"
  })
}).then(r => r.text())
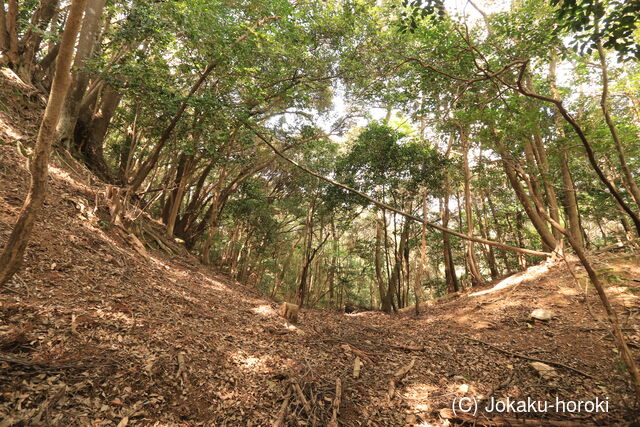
top-left (0, 115), bottom-right (24, 142)
top-left (197, 275), bottom-right (228, 292)
top-left (231, 352), bottom-right (270, 372)
top-left (469, 264), bottom-right (550, 297)
top-left (89, 307), bottom-right (136, 326)
top-left (252, 304), bottom-right (276, 316)
top-left (48, 164), bottom-right (94, 193)
top-left (403, 383), bottom-right (438, 413)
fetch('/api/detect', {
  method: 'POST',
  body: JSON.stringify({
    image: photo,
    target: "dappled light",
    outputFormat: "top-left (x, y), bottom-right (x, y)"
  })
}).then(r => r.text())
top-left (252, 304), bottom-right (277, 317)
top-left (2, 0), bottom-right (640, 424)
top-left (469, 264), bottom-right (550, 297)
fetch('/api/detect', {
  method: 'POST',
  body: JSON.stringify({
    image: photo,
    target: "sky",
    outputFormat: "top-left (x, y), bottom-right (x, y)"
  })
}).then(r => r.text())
top-left (319, 0), bottom-right (516, 138)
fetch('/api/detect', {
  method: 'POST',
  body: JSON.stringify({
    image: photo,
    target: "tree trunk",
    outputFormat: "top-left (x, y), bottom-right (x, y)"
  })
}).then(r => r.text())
top-left (58, 0), bottom-right (106, 143)
top-left (494, 134), bottom-right (557, 251)
top-left (375, 209), bottom-right (391, 312)
top-left (0, 0), bottom-right (11, 63)
top-left (415, 193), bottom-right (429, 314)
top-left (486, 192), bottom-right (510, 272)
top-left (166, 155), bottom-right (195, 236)
top-left (460, 126), bottom-right (484, 286)
top-left (6, 0), bottom-right (18, 66)
top-left (531, 130), bottom-right (562, 241)
top-left (75, 85), bottom-right (121, 181)
top-left (476, 198), bottom-right (498, 279)
top-left (442, 172), bottom-right (459, 293)
top-left (597, 41), bottom-right (640, 210)
top-left (546, 54), bottom-right (585, 249)
top-left (514, 211), bottom-right (527, 270)
top-left (388, 213), bottom-right (410, 310)
top-left (297, 203), bottom-right (315, 306)
top-left (17, 0), bottom-right (59, 81)
top-left (523, 139), bottom-right (547, 218)
top-left (0, 0), bottom-right (86, 284)
top-left (201, 167), bottom-right (228, 264)
top-left (522, 51), bottom-right (640, 235)
top-left (329, 218), bottom-right (337, 307)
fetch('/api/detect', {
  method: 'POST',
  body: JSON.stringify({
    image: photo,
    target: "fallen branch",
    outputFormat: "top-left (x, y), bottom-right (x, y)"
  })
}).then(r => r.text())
top-left (322, 338), bottom-right (376, 364)
top-left (388, 357), bottom-right (416, 401)
top-left (328, 378), bottom-right (342, 427)
top-left (462, 335), bottom-right (596, 379)
top-left (292, 381), bottom-right (315, 424)
top-left (250, 126), bottom-right (551, 258)
top-left (391, 344), bottom-right (426, 352)
top-left (0, 353), bottom-right (90, 371)
top-left (272, 385), bottom-right (292, 427)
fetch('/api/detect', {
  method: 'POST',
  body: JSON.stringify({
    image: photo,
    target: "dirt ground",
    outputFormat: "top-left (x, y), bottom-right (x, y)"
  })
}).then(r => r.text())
top-left (1, 67), bottom-right (640, 426)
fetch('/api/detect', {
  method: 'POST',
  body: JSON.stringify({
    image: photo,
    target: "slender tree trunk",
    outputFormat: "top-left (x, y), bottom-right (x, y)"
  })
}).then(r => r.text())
top-left (381, 206), bottom-right (396, 309)
top-left (5, 0), bottom-right (18, 66)
top-left (375, 209), bottom-right (391, 312)
top-left (201, 167), bottom-right (228, 264)
top-left (442, 180), bottom-right (459, 292)
top-left (388, 213), bottom-right (410, 309)
top-left (535, 204), bottom-right (640, 402)
top-left (272, 241), bottom-right (298, 298)
top-left (522, 51), bottom-right (640, 235)
top-left (494, 133), bottom-right (557, 251)
top-left (166, 155), bottom-right (195, 236)
top-left (0, 0), bottom-right (86, 284)
top-left (531, 130), bottom-right (562, 241)
top-left (297, 203), bottom-right (315, 306)
top-left (329, 218), bottom-right (337, 307)
top-left (514, 211), bottom-right (527, 270)
top-left (486, 192), bottom-right (510, 272)
top-left (415, 193), bottom-right (429, 314)
top-left (476, 198), bottom-right (498, 279)
top-left (460, 126), bottom-right (484, 285)
top-left (597, 41), bottom-right (640, 209)
top-left (523, 139), bottom-right (547, 217)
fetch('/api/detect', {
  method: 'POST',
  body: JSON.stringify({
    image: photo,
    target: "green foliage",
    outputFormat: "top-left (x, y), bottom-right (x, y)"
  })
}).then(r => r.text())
top-left (551, 0), bottom-right (640, 60)
top-left (333, 122), bottom-right (445, 206)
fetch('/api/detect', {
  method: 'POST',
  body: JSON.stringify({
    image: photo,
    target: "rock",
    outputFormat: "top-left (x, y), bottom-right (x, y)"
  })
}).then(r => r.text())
top-left (458, 384), bottom-right (469, 393)
top-left (530, 309), bottom-right (554, 321)
top-left (530, 362), bottom-right (557, 380)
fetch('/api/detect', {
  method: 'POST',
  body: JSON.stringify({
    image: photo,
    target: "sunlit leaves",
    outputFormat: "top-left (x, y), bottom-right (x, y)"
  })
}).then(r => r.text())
top-left (550, 0), bottom-right (640, 60)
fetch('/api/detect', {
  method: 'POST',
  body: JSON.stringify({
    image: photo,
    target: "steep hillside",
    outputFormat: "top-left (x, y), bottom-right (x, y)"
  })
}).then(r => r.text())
top-left (1, 68), bottom-right (640, 426)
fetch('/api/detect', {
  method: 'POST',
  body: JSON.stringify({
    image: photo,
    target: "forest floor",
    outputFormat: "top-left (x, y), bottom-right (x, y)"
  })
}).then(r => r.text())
top-left (1, 67), bottom-right (640, 426)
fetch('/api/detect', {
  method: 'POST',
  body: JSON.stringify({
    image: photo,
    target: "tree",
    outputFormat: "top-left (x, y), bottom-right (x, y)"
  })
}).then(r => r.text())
top-left (0, 0), bottom-right (87, 284)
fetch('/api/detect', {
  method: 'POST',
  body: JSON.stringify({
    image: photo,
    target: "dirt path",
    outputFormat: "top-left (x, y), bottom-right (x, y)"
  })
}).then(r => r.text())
top-left (1, 71), bottom-right (640, 425)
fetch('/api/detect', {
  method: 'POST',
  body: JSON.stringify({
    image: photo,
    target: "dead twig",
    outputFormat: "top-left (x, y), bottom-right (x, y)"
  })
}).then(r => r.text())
top-left (272, 385), bottom-right (292, 427)
top-left (387, 357), bottom-right (416, 401)
top-left (328, 378), bottom-right (342, 427)
top-left (0, 353), bottom-right (94, 371)
top-left (462, 335), bottom-right (596, 379)
top-left (292, 381), bottom-right (316, 425)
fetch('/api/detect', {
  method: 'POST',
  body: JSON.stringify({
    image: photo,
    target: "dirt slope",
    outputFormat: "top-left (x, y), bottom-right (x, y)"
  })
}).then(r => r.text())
top-left (1, 68), bottom-right (640, 426)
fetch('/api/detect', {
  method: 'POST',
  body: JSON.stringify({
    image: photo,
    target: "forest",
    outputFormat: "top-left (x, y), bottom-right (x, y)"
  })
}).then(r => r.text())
top-left (1, 0), bottom-right (640, 425)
